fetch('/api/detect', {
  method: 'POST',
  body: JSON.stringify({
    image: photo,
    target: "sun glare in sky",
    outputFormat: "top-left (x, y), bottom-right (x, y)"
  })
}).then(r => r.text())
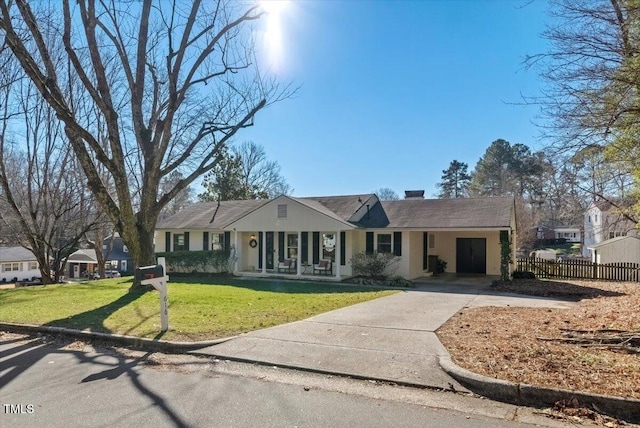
top-left (260, 0), bottom-right (290, 74)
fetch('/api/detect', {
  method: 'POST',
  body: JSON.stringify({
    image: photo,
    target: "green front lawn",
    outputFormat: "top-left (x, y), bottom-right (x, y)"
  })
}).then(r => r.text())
top-left (0, 276), bottom-right (397, 341)
top-left (541, 243), bottom-right (581, 255)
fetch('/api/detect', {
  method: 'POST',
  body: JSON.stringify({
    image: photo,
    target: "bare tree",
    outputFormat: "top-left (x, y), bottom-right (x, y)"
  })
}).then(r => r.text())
top-left (374, 188), bottom-right (399, 201)
top-left (0, 77), bottom-right (100, 283)
top-left (235, 141), bottom-right (292, 198)
top-left (0, 1), bottom-right (289, 278)
top-left (526, 0), bottom-right (639, 151)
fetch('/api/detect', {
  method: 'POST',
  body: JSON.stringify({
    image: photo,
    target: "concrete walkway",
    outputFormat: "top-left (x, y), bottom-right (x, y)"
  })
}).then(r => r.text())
top-left (191, 280), bottom-right (575, 391)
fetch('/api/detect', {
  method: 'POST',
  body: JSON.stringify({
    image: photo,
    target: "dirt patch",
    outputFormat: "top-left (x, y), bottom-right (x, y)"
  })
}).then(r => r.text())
top-left (437, 279), bottom-right (640, 402)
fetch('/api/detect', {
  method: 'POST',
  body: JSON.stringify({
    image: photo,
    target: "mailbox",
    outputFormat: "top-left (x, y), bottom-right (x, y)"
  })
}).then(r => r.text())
top-left (135, 264), bottom-right (165, 283)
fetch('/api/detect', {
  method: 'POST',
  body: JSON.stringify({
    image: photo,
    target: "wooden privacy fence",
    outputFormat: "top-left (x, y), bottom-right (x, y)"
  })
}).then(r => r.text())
top-left (516, 257), bottom-right (640, 282)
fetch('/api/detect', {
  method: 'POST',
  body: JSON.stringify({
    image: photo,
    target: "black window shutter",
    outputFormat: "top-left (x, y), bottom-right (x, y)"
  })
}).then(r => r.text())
top-left (340, 232), bottom-right (346, 266)
top-left (365, 232), bottom-right (374, 254)
top-left (224, 231), bottom-right (231, 252)
top-left (423, 232), bottom-right (428, 270)
top-left (184, 232), bottom-right (190, 251)
top-left (258, 232), bottom-right (263, 269)
top-left (203, 232), bottom-right (209, 251)
top-left (165, 232), bottom-right (171, 252)
top-left (301, 232), bottom-right (308, 264)
top-left (393, 232), bottom-right (402, 256)
top-left (312, 232), bottom-right (320, 264)
top-left (278, 232), bottom-right (285, 262)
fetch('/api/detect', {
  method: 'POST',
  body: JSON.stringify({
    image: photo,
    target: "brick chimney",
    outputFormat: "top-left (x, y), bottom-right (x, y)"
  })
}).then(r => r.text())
top-left (404, 190), bottom-right (425, 200)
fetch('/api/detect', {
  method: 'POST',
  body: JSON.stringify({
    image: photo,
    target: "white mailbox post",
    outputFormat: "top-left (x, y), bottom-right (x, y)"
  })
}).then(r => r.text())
top-left (135, 257), bottom-right (169, 332)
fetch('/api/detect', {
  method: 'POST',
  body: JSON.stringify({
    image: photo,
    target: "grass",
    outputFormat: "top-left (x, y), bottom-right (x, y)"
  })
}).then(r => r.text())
top-left (541, 243), bottom-right (582, 255)
top-left (0, 275), bottom-right (397, 341)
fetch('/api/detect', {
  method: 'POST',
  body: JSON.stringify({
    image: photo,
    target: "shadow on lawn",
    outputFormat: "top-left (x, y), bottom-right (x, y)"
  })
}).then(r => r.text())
top-left (170, 273), bottom-right (384, 294)
top-left (0, 335), bottom-right (193, 426)
top-left (43, 287), bottom-right (148, 334)
top-left (491, 279), bottom-right (626, 300)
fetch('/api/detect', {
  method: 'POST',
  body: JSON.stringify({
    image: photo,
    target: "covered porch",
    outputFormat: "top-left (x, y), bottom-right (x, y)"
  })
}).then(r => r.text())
top-left (225, 196), bottom-right (358, 281)
top-left (231, 230), bottom-right (351, 281)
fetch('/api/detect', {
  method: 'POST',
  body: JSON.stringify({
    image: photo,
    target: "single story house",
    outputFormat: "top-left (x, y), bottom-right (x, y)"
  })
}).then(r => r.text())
top-left (0, 246), bottom-right (41, 283)
top-left (588, 236), bottom-right (640, 265)
top-left (155, 192), bottom-right (517, 280)
top-left (553, 226), bottom-right (581, 243)
top-left (66, 249), bottom-right (98, 279)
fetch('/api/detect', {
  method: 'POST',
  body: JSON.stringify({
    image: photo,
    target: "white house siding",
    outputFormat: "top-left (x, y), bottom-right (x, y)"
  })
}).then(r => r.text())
top-left (591, 237), bottom-right (640, 264)
top-left (583, 205), bottom-right (603, 257)
top-left (408, 231), bottom-right (425, 279)
top-left (228, 197), bottom-right (352, 233)
top-left (1, 262), bottom-right (41, 282)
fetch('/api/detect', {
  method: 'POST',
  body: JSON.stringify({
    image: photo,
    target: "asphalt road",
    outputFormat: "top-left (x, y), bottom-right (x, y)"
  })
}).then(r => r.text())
top-left (0, 335), bottom-right (572, 428)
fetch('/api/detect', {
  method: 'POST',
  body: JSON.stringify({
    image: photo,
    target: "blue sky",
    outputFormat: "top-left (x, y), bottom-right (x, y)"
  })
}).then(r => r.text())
top-left (238, 0), bottom-right (550, 198)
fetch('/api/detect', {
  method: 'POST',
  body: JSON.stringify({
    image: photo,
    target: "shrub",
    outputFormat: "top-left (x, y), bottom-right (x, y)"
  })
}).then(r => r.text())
top-left (155, 249), bottom-right (236, 274)
top-left (350, 251), bottom-right (399, 279)
top-left (512, 270), bottom-right (536, 279)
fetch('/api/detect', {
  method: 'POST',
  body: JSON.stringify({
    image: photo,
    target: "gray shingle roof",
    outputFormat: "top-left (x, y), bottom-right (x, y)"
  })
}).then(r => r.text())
top-left (156, 200), bottom-right (268, 229)
top-left (298, 194), bottom-right (375, 222)
top-left (157, 195), bottom-right (514, 231)
top-left (0, 246), bottom-right (36, 262)
top-left (358, 197), bottom-right (514, 229)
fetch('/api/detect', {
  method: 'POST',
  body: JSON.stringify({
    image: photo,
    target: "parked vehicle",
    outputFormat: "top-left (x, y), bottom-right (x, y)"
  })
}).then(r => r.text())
top-left (92, 270), bottom-right (121, 279)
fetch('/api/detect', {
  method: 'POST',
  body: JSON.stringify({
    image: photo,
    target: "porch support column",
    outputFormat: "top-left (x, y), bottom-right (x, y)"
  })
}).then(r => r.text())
top-left (262, 232), bottom-right (267, 274)
top-left (297, 231), bottom-right (302, 276)
top-left (233, 230), bottom-right (239, 274)
top-left (335, 230), bottom-right (341, 279)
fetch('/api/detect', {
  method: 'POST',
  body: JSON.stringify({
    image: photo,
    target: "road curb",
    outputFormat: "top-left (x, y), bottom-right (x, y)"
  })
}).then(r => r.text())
top-left (0, 322), bottom-right (235, 352)
top-left (438, 355), bottom-right (640, 424)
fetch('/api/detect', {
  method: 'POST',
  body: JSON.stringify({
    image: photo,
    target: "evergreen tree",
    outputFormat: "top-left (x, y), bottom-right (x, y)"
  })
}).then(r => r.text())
top-left (437, 160), bottom-right (471, 198)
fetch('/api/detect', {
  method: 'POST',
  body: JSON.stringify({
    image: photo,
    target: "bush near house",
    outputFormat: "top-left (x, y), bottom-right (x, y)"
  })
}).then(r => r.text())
top-left (155, 250), bottom-right (235, 274)
top-left (350, 251), bottom-right (399, 279)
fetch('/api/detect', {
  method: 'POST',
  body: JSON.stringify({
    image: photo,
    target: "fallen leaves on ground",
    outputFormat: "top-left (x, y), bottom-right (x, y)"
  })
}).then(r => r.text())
top-left (437, 279), bottom-right (640, 401)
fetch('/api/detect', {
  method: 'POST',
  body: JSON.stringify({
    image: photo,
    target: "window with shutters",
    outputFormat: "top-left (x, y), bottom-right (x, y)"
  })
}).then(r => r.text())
top-left (377, 234), bottom-right (392, 253)
top-left (211, 233), bottom-right (225, 250)
top-left (173, 234), bottom-right (185, 251)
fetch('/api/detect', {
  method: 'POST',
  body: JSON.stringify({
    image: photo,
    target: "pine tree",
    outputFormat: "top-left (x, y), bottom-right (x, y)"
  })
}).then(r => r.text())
top-left (437, 160), bottom-right (471, 198)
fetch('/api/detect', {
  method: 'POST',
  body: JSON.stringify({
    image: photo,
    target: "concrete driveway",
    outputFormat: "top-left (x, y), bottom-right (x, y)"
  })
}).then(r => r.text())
top-left (192, 280), bottom-right (575, 391)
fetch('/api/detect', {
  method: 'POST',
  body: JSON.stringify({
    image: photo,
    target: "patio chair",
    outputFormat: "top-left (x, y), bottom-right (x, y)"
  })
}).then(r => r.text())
top-left (313, 259), bottom-right (332, 275)
top-left (277, 258), bottom-right (295, 274)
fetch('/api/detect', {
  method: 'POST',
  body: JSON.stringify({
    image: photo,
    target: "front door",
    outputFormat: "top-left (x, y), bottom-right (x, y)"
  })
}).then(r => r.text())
top-left (456, 238), bottom-right (486, 274)
top-left (266, 232), bottom-right (274, 270)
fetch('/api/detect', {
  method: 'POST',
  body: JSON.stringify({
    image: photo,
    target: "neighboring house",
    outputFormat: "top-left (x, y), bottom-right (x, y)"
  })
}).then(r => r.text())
top-left (583, 200), bottom-right (638, 258)
top-left (588, 236), bottom-right (640, 265)
top-left (66, 249), bottom-right (98, 279)
top-left (0, 246), bottom-right (41, 283)
top-left (553, 226), bottom-right (581, 243)
top-left (155, 192), bottom-right (517, 280)
top-left (102, 234), bottom-right (133, 274)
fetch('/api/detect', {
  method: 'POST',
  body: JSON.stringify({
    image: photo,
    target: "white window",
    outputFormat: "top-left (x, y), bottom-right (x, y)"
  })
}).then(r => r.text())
top-left (211, 233), bottom-right (224, 251)
top-left (122, 245), bottom-right (128, 253)
top-left (28, 261), bottom-right (38, 270)
top-left (287, 233), bottom-right (298, 259)
top-left (609, 231), bottom-right (626, 239)
top-left (377, 234), bottom-right (392, 253)
top-left (277, 204), bottom-right (287, 218)
top-left (429, 234), bottom-right (436, 249)
top-left (2, 263), bottom-right (20, 272)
